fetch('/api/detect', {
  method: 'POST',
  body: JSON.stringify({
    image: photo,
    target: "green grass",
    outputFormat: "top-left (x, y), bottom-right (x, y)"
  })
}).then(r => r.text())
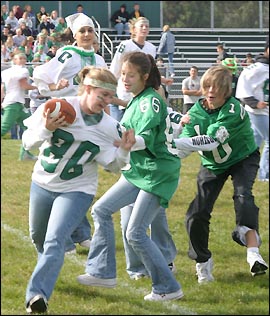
top-left (1, 139), bottom-right (269, 315)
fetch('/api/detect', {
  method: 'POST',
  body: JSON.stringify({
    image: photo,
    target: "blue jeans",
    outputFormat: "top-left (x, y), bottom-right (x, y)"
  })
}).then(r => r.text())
top-left (248, 112), bottom-right (269, 180)
top-left (109, 104), bottom-right (125, 122)
top-left (159, 53), bottom-right (174, 76)
top-left (25, 182), bottom-right (94, 303)
top-left (114, 23), bottom-right (130, 36)
top-left (85, 175), bottom-right (181, 294)
top-left (120, 205), bottom-right (177, 277)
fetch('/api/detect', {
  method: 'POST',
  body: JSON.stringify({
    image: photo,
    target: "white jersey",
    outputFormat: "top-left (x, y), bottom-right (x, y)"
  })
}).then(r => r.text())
top-left (236, 62), bottom-right (269, 116)
top-left (22, 96), bottom-right (130, 195)
top-left (1, 65), bottom-right (29, 107)
top-left (110, 39), bottom-right (157, 103)
top-left (33, 45), bottom-right (107, 98)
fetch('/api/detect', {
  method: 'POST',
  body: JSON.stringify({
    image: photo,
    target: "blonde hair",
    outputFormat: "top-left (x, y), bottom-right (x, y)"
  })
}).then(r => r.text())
top-left (129, 17), bottom-right (149, 39)
top-left (163, 24), bottom-right (170, 32)
top-left (77, 66), bottom-right (117, 95)
top-left (201, 65), bottom-right (232, 99)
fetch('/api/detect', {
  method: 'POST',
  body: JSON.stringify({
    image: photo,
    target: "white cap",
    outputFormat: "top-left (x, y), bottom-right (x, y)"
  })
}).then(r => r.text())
top-left (65, 13), bottom-right (95, 37)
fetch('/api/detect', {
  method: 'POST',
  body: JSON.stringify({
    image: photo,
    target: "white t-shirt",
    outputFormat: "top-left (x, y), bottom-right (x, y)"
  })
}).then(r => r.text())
top-left (22, 96), bottom-right (130, 195)
top-left (110, 39), bottom-right (157, 104)
top-left (182, 76), bottom-right (201, 104)
top-left (1, 65), bottom-right (29, 107)
top-left (33, 45), bottom-right (107, 98)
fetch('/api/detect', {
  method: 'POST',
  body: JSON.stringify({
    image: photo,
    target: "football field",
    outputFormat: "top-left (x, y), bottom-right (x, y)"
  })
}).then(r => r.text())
top-left (1, 139), bottom-right (269, 315)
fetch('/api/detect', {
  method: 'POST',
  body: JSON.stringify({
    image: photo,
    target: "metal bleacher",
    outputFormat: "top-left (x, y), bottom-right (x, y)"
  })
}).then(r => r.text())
top-left (100, 27), bottom-right (268, 104)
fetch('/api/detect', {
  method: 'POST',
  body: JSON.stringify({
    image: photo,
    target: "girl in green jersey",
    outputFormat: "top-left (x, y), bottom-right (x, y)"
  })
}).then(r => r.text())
top-left (77, 52), bottom-right (183, 301)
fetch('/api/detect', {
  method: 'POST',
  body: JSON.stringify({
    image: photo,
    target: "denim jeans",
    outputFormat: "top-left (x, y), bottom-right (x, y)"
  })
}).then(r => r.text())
top-left (114, 23), bottom-right (130, 36)
top-left (120, 205), bottom-right (177, 277)
top-left (85, 175), bottom-right (181, 294)
top-left (25, 182), bottom-right (94, 303)
top-left (248, 112), bottom-right (269, 180)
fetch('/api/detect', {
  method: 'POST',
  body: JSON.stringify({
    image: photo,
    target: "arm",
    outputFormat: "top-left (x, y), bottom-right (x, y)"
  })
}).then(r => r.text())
top-left (19, 78), bottom-right (37, 91)
top-left (1, 83), bottom-right (5, 104)
top-left (182, 88), bottom-right (201, 96)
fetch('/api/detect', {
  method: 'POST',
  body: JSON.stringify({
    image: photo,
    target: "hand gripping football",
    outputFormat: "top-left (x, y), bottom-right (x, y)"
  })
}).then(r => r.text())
top-left (44, 98), bottom-right (76, 124)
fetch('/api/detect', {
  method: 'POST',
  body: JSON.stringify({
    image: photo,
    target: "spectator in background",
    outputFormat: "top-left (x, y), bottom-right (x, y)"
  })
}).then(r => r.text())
top-left (92, 35), bottom-right (101, 55)
top-left (110, 4), bottom-right (130, 39)
top-left (24, 4), bottom-right (37, 35)
top-left (19, 21), bottom-right (33, 37)
top-left (12, 28), bottom-right (26, 48)
top-left (5, 10), bottom-right (19, 33)
top-left (236, 37), bottom-right (269, 182)
top-left (12, 5), bottom-right (23, 20)
top-left (157, 25), bottom-right (175, 77)
top-left (38, 14), bottom-right (55, 35)
top-left (216, 43), bottom-right (230, 63)
top-left (181, 65), bottom-right (201, 114)
top-left (129, 3), bottom-right (144, 19)
top-left (36, 6), bottom-right (50, 30)
top-left (50, 10), bottom-right (60, 28)
top-left (1, 25), bottom-right (13, 43)
top-left (221, 57), bottom-right (239, 97)
top-left (1, 4), bottom-right (8, 31)
top-left (18, 11), bottom-right (33, 33)
top-left (242, 52), bottom-right (255, 66)
top-left (55, 17), bottom-right (67, 34)
top-left (76, 4), bottom-right (84, 13)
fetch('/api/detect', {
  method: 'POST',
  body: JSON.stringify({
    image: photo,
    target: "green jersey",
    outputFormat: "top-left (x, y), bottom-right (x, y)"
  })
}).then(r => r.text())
top-left (180, 97), bottom-right (257, 174)
top-left (121, 87), bottom-right (180, 208)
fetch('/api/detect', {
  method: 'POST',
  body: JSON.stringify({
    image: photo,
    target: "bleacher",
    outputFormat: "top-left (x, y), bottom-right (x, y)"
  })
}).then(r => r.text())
top-left (99, 27), bottom-right (268, 102)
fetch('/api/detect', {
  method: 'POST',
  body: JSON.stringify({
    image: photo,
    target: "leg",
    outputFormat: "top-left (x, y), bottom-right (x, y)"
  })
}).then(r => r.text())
top-left (167, 52), bottom-right (174, 76)
top-left (230, 149), bottom-right (268, 275)
top-left (1, 103), bottom-right (25, 137)
top-left (26, 187), bottom-right (94, 306)
top-left (126, 190), bottom-right (181, 294)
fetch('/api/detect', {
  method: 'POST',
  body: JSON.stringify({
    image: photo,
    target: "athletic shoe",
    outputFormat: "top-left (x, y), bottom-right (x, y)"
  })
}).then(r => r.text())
top-left (77, 273), bottom-right (117, 288)
top-left (26, 294), bottom-right (48, 314)
top-left (247, 252), bottom-right (268, 276)
top-left (196, 257), bottom-right (214, 284)
top-left (79, 239), bottom-right (91, 248)
top-left (129, 273), bottom-right (149, 280)
top-left (144, 289), bottom-right (184, 301)
top-left (168, 262), bottom-right (177, 274)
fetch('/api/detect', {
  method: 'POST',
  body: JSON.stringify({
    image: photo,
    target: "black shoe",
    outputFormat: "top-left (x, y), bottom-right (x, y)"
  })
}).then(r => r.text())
top-left (26, 295), bottom-right (48, 314)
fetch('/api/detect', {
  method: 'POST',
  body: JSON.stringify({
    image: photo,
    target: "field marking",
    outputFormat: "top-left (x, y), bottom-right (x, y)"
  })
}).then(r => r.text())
top-left (2, 222), bottom-right (197, 315)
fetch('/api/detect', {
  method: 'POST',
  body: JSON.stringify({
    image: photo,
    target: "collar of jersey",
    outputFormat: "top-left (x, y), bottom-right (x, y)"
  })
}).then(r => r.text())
top-left (81, 110), bottom-right (103, 125)
top-left (62, 46), bottom-right (95, 58)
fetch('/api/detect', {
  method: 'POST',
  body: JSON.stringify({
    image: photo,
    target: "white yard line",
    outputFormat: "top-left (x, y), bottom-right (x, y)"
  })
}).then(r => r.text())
top-left (2, 222), bottom-right (197, 315)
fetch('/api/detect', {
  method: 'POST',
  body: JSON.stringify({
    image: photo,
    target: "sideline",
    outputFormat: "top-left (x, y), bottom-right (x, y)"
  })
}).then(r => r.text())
top-left (2, 222), bottom-right (197, 315)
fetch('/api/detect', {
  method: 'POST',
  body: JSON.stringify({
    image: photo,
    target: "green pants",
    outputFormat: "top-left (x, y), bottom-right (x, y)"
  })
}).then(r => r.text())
top-left (1, 102), bottom-right (30, 137)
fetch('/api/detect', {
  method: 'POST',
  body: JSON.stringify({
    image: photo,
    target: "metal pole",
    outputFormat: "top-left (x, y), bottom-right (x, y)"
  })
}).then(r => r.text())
top-left (58, 1), bottom-right (62, 19)
top-left (160, 1), bottom-right (163, 28)
top-left (259, 1), bottom-right (263, 30)
top-left (210, 1), bottom-right (214, 30)
top-left (108, 1), bottom-right (111, 28)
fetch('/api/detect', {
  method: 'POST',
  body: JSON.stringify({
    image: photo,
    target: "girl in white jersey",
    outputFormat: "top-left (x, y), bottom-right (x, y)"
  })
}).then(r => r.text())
top-left (110, 17), bottom-right (173, 121)
top-left (32, 13), bottom-right (108, 252)
top-left (77, 52), bottom-right (184, 302)
top-left (23, 66), bottom-right (135, 314)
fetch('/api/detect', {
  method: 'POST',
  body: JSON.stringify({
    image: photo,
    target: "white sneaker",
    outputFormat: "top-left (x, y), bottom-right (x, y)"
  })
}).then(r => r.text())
top-left (144, 289), bottom-right (184, 301)
top-left (77, 273), bottom-right (117, 288)
top-left (247, 252), bottom-right (268, 276)
top-left (79, 239), bottom-right (91, 248)
top-left (129, 273), bottom-right (149, 280)
top-left (196, 257), bottom-right (214, 284)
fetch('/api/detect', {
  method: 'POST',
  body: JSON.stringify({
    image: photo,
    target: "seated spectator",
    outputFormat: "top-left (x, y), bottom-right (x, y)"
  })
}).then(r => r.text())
top-left (5, 34), bottom-right (16, 55)
top-left (12, 27), bottom-right (26, 47)
top-left (242, 52), bottom-right (255, 66)
top-left (50, 10), bottom-right (60, 27)
top-left (33, 32), bottom-right (49, 54)
top-left (46, 44), bottom-right (59, 59)
top-left (36, 6), bottom-right (49, 30)
top-left (1, 25), bottom-right (13, 42)
top-left (24, 4), bottom-right (37, 35)
top-left (12, 5), bottom-right (23, 20)
top-left (1, 4), bottom-right (8, 31)
top-left (129, 3), bottom-right (144, 19)
top-left (216, 43), bottom-right (230, 63)
top-left (38, 14), bottom-right (55, 34)
top-left (5, 10), bottom-right (19, 33)
top-left (54, 17), bottom-right (67, 34)
top-left (110, 4), bottom-right (130, 39)
top-left (1, 43), bottom-right (10, 61)
top-left (18, 11), bottom-right (33, 31)
top-left (19, 21), bottom-right (32, 37)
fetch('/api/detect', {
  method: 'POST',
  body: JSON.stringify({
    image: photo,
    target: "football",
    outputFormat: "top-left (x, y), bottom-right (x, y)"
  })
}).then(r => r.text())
top-left (44, 98), bottom-right (76, 124)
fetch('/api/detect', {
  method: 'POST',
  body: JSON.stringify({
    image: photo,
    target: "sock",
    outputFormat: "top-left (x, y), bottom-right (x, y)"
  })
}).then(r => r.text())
top-left (247, 247), bottom-right (259, 254)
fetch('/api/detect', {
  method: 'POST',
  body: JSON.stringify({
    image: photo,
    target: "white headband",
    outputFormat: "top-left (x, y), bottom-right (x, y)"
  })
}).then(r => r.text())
top-left (65, 13), bottom-right (95, 37)
top-left (83, 78), bottom-right (116, 92)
